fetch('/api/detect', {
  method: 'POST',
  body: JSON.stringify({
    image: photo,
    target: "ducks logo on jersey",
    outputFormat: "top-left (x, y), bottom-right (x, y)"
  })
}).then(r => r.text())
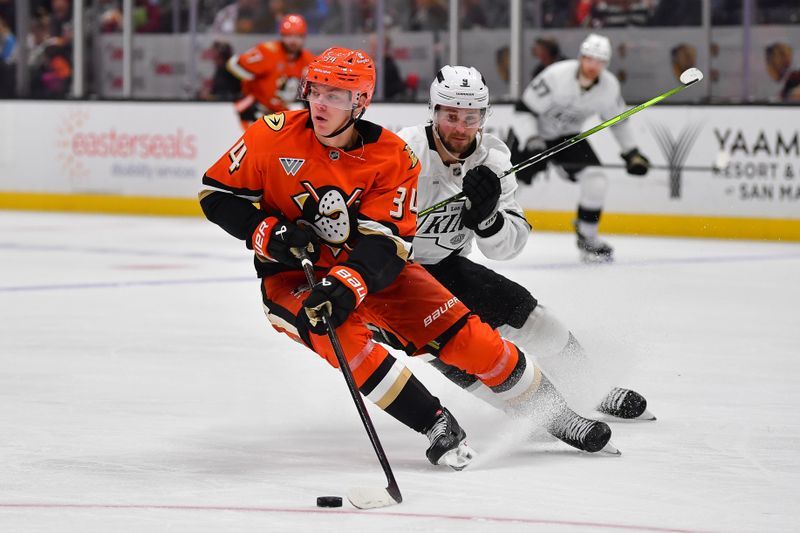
top-left (292, 181), bottom-right (363, 256)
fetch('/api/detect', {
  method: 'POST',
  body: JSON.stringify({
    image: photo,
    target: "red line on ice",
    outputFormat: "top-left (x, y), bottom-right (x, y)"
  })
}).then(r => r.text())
top-left (0, 502), bottom-right (715, 533)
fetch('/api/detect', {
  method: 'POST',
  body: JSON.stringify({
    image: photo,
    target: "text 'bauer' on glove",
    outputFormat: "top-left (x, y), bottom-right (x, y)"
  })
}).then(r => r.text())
top-left (461, 164), bottom-right (502, 231)
top-left (252, 216), bottom-right (321, 267)
top-left (301, 266), bottom-right (367, 334)
top-left (621, 148), bottom-right (650, 176)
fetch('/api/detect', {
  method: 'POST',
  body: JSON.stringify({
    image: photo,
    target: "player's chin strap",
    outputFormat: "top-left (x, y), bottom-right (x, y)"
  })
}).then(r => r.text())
top-left (321, 108), bottom-right (366, 139)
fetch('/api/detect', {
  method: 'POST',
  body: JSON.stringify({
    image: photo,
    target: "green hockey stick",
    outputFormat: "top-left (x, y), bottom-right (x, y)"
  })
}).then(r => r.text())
top-left (418, 67), bottom-right (704, 217)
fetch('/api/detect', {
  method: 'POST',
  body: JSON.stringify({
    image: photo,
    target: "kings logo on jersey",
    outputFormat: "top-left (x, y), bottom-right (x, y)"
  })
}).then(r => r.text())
top-left (292, 181), bottom-right (363, 255)
top-left (416, 200), bottom-right (470, 251)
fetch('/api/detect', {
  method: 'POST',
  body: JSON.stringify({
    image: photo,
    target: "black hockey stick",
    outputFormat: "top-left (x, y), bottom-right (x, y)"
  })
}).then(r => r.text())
top-left (418, 68), bottom-right (705, 217)
top-left (298, 251), bottom-right (402, 509)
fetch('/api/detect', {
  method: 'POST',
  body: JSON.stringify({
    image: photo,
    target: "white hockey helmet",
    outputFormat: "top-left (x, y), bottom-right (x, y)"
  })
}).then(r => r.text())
top-left (579, 33), bottom-right (612, 63)
top-left (429, 65), bottom-right (490, 123)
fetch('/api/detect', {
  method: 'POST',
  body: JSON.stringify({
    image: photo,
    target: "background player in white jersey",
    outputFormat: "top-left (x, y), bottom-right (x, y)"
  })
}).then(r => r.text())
top-left (377, 64), bottom-right (652, 425)
top-left (510, 33), bottom-right (651, 263)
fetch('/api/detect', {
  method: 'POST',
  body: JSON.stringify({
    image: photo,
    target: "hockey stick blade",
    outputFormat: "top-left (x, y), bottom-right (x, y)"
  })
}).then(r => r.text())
top-left (347, 486), bottom-right (402, 509)
top-left (418, 68), bottom-right (705, 217)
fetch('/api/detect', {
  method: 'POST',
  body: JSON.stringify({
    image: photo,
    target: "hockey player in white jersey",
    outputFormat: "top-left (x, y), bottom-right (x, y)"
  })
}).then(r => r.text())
top-left (511, 33), bottom-right (651, 263)
top-left (373, 65), bottom-right (653, 442)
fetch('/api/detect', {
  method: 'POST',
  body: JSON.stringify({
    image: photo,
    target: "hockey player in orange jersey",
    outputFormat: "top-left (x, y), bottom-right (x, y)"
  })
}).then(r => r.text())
top-left (226, 13), bottom-right (315, 129)
top-left (200, 47), bottom-right (613, 470)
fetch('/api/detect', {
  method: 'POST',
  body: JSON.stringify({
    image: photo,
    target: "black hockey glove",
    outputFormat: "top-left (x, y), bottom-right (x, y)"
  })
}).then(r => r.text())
top-left (461, 165), bottom-right (501, 231)
top-left (252, 216), bottom-right (320, 267)
top-left (301, 265), bottom-right (367, 334)
top-left (621, 148), bottom-right (650, 176)
top-left (507, 132), bottom-right (547, 185)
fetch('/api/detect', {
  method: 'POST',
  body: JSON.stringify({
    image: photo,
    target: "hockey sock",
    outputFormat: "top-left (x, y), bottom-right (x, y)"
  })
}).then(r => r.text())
top-left (359, 359), bottom-right (442, 434)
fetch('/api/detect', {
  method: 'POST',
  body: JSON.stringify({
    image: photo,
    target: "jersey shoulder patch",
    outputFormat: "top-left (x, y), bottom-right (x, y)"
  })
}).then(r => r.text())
top-left (403, 144), bottom-right (419, 169)
top-left (263, 112), bottom-right (286, 131)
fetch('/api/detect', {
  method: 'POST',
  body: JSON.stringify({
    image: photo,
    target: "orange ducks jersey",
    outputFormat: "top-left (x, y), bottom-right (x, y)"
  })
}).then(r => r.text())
top-left (201, 109), bottom-right (420, 281)
top-left (228, 41), bottom-right (315, 113)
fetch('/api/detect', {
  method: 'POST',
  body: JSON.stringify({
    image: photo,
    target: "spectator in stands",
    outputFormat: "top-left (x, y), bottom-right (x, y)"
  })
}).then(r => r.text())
top-left (531, 36), bottom-right (564, 79)
top-left (211, 0), bottom-right (259, 33)
top-left (0, 14), bottom-right (15, 63)
top-left (0, 0), bottom-right (13, 36)
top-left (409, 0), bottom-right (447, 31)
top-left (495, 45), bottom-right (509, 84)
top-left (296, 0), bottom-right (328, 33)
top-left (670, 43), bottom-right (696, 83)
top-left (766, 42), bottom-right (800, 102)
top-left (461, 0), bottom-right (489, 29)
top-left (254, 0), bottom-right (290, 33)
top-left (133, 0), bottom-right (162, 32)
top-left (369, 33), bottom-right (407, 100)
top-left (574, 0), bottom-right (598, 27)
top-left (48, 0), bottom-right (72, 44)
top-left (95, 0), bottom-right (123, 32)
top-left (0, 14), bottom-right (15, 97)
top-left (199, 40), bottom-right (241, 101)
top-left (32, 40), bottom-right (72, 98)
top-left (650, 0), bottom-right (701, 26)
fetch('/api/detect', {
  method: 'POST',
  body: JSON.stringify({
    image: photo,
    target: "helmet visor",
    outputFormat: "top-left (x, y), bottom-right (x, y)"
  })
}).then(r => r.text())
top-left (433, 106), bottom-right (487, 129)
top-left (302, 82), bottom-right (356, 110)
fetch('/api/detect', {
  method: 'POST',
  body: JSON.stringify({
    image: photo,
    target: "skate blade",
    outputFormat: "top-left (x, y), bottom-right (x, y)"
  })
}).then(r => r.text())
top-left (439, 442), bottom-right (476, 471)
top-left (599, 440), bottom-right (621, 456)
top-left (637, 408), bottom-right (657, 421)
top-left (580, 251), bottom-right (613, 264)
top-left (596, 407), bottom-right (657, 422)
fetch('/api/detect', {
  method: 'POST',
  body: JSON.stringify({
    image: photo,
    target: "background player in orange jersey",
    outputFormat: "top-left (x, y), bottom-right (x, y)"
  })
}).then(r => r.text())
top-left (200, 47), bottom-right (614, 470)
top-left (226, 13), bottom-right (315, 129)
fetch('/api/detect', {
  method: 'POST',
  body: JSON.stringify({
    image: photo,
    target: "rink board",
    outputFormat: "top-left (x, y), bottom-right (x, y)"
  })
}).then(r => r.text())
top-left (0, 101), bottom-right (798, 241)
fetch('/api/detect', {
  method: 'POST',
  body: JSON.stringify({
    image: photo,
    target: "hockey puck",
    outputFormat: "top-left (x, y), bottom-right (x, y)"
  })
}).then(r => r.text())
top-left (316, 496), bottom-right (343, 508)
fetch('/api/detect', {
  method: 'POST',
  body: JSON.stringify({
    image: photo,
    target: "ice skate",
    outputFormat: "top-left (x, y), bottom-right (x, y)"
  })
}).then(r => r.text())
top-left (425, 407), bottom-right (475, 470)
top-left (597, 387), bottom-right (656, 420)
top-left (576, 231), bottom-right (614, 263)
top-left (511, 370), bottom-right (617, 454)
top-left (546, 410), bottom-right (616, 454)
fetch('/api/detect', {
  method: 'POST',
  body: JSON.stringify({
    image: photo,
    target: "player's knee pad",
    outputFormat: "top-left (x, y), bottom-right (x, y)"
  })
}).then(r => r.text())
top-left (437, 315), bottom-right (535, 396)
top-left (497, 305), bottom-right (571, 361)
top-left (577, 170), bottom-right (608, 210)
top-left (437, 315), bottom-right (510, 385)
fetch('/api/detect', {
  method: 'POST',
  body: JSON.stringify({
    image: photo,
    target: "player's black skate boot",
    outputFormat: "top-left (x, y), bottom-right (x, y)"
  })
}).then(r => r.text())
top-left (575, 223), bottom-right (614, 263)
top-left (425, 408), bottom-right (475, 470)
top-left (546, 410), bottom-right (614, 453)
top-left (522, 372), bottom-right (618, 454)
top-left (597, 387), bottom-right (655, 420)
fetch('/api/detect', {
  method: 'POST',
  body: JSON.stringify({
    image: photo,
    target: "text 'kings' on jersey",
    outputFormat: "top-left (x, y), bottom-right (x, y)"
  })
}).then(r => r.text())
top-left (397, 124), bottom-right (531, 264)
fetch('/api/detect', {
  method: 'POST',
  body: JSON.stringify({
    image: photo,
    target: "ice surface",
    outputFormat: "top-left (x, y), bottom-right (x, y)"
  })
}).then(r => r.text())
top-left (1, 211), bottom-right (798, 532)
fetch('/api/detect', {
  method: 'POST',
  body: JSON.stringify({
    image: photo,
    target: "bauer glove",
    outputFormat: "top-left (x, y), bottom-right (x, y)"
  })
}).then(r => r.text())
top-left (621, 148), bottom-right (650, 176)
top-left (461, 165), bottom-right (502, 231)
top-left (252, 217), bottom-right (320, 267)
top-left (301, 266), bottom-right (367, 334)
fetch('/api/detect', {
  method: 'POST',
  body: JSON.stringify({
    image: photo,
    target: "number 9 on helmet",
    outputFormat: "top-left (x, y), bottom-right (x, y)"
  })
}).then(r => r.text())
top-left (428, 65), bottom-right (490, 127)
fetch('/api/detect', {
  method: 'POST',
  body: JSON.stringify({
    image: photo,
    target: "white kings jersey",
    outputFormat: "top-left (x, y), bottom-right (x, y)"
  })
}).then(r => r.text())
top-left (398, 124), bottom-right (531, 264)
top-left (516, 59), bottom-right (636, 153)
